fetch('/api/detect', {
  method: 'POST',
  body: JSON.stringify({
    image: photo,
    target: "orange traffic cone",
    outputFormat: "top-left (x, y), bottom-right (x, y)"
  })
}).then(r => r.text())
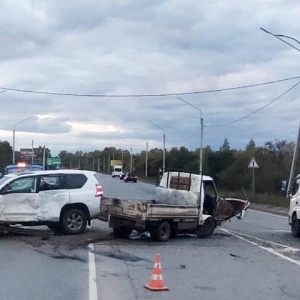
top-left (144, 254), bottom-right (169, 291)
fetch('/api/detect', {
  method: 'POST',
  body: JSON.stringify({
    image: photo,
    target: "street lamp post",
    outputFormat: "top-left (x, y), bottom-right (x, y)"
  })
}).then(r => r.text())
top-left (31, 131), bottom-right (44, 164)
top-left (134, 131), bottom-right (149, 177)
top-left (130, 147), bottom-right (133, 173)
top-left (12, 116), bottom-right (33, 164)
top-left (260, 27), bottom-right (300, 53)
top-left (149, 121), bottom-right (166, 173)
top-left (260, 28), bottom-right (300, 196)
top-left (42, 137), bottom-right (55, 169)
top-left (177, 97), bottom-right (203, 175)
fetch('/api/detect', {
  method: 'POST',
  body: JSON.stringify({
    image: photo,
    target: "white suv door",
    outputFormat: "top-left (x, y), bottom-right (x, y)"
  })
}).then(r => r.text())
top-left (38, 174), bottom-right (70, 222)
top-left (0, 175), bottom-right (39, 222)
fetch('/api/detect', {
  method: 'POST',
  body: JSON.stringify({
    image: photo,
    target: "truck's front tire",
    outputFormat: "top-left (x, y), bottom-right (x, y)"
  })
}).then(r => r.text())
top-left (150, 221), bottom-right (171, 242)
top-left (291, 214), bottom-right (300, 237)
top-left (195, 217), bottom-right (216, 237)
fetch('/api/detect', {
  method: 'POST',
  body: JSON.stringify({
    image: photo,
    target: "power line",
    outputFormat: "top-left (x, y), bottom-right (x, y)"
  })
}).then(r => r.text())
top-left (206, 80), bottom-right (300, 127)
top-left (0, 75), bottom-right (299, 98)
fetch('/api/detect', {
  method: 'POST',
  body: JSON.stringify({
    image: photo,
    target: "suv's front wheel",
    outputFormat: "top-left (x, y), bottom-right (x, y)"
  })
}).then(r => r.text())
top-left (62, 209), bottom-right (87, 235)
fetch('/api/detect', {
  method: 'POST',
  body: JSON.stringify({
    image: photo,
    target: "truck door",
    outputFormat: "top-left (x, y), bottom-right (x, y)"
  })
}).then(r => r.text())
top-left (202, 180), bottom-right (218, 215)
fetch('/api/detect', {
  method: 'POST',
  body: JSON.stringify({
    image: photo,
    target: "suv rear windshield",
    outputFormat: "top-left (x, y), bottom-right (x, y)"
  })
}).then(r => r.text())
top-left (64, 174), bottom-right (87, 189)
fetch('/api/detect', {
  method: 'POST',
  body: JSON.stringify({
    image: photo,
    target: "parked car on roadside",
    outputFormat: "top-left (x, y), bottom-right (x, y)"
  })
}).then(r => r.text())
top-left (0, 169), bottom-right (103, 234)
top-left (124, 172), bottom-right (138, 183)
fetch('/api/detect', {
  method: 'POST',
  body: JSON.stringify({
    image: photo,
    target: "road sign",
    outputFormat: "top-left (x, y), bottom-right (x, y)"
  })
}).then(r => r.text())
top-left (47, 157), bottom-right (62, 166)
top-left (248, 157), bottom-right (259, 168)
top-left (20, 148), bottom-right (34, 157)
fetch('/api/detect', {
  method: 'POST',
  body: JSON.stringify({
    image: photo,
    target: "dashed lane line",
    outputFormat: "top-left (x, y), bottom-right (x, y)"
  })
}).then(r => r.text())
top-left (89, 243), bottom-right (98, 300)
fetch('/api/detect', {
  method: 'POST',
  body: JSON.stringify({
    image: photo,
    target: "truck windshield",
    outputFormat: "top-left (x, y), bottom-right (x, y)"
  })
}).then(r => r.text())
top-left (291, 178), bottom-right (300, 196)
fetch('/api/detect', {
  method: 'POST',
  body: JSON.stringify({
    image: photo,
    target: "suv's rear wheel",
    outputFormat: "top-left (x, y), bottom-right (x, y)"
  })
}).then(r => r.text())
top-left (62, 209), bottom-right (87, 235)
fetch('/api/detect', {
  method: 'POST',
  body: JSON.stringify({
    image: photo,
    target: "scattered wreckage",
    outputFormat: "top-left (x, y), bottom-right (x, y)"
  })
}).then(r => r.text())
top-left (99, 171), bottom-right (250, 242)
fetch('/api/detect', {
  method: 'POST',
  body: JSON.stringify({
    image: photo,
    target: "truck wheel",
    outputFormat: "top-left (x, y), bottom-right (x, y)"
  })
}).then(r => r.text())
top-left (291, 214), bottom-right (300, 237)
top-left (195, 217), bottom-right (216, 237)
top-left (62, 209), bottom-right (87, 235)
top-left (113, 226), bottom-right (132, 238)
top-left (150, 221), bottom-right (171, 242)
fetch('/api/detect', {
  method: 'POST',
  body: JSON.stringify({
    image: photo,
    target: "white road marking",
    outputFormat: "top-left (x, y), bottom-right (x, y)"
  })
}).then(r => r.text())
top-left (88, 243), bottom-right (98, 300)
top-left (226, 230), bottom-right (299, 250)
top-left (220, 228), bottom-right (300, 267)
top-left (248, 209), bottom-right (287, 219)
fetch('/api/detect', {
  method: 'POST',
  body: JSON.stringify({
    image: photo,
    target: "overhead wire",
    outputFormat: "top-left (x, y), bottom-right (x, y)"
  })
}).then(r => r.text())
top-left (205, 80), bottom-right (300, 127)
top-left (0, 75), bottom-right (299, 98)
top-left (169, 80), bottom-right (300, 145)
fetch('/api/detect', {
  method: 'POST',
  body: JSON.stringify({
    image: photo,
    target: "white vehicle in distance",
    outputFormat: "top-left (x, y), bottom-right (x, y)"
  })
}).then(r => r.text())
top-left (112, 165), bottom-right (122, 177)
top-left (0, 169), bottom-right (103, 234)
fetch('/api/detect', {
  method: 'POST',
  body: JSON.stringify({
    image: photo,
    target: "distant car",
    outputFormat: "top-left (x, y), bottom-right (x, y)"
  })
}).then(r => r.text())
top-left (119, 171), bottom-right (127, 180)
top-left (124, 172), bottom-right (138, 183)
top-left (0, 169), bottom-right (103, 234)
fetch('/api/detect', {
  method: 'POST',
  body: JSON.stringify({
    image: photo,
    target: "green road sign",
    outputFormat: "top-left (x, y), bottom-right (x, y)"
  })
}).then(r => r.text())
top-left (47, 157), bottom-right (62, 166)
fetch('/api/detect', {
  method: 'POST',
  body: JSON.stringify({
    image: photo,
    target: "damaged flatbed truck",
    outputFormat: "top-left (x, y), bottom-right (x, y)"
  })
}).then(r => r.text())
top-left (99, 171), bottom-right (250, 242)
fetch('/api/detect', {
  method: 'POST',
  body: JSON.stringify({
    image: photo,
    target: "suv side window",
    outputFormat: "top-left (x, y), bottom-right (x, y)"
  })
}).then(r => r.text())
top-left (6, 177), bottom-right (36, 194)
top-left (39, 175), bottom-right (65, 191)
top-left (64, 174), bottom-right (87, 189)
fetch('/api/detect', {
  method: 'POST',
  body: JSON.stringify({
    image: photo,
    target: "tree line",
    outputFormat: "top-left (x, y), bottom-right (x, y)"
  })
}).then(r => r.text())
top-left (0, 138), bottom-right (298, 194)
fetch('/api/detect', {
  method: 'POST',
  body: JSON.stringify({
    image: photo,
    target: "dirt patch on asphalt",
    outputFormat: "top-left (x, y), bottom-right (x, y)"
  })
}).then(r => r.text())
top-left (0, 220), bottom-right (114, 250)
top-left (0, 204), bottom-right (289, 251)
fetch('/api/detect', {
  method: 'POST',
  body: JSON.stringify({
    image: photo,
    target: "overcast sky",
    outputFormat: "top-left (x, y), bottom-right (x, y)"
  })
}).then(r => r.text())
top-left (1, 0), bottom-right (300, 156)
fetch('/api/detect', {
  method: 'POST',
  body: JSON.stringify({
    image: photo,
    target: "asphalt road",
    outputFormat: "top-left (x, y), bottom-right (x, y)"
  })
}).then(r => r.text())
top-left (94, 173), bottom-right (300, 299)
top-left (0, 173), bottom-right (299, 300)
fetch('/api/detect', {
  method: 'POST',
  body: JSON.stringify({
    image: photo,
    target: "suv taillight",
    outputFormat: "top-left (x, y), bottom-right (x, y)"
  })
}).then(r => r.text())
top-left (95, 184), bottom-right (103, 197)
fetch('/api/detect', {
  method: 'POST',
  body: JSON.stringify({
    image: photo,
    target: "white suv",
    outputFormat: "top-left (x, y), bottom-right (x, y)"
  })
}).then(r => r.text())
top-left (0, 169), bottom-right (103, 234)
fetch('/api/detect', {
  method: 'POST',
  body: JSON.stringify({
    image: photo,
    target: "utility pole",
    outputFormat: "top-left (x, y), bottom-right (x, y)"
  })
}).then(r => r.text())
top-left (146, 141), bottom-right (148, 177)
top-left (287, 121), bottom-right (300, 197)
top-left (177, 97), bottom-right (203, 174)
top-left (163, 134), bottom-right (166, 173)
top-left (130, 148), bottom-right (133, 172)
